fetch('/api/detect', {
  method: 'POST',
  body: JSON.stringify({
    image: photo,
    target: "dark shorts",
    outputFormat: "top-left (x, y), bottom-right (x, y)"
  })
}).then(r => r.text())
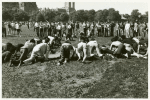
top-left (16, 29), bottom-right (21, 32)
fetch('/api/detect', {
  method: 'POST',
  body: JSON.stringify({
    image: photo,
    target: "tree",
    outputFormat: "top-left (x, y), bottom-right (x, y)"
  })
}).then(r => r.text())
top-left (2, 9), bottom-right (12, 21)
top-left (129, 9), bottom-right (141, 22)
top-left (60, 13), bottom-right (69, 22)
top-left (87, 9), bottom-right (95, 22)
top-left (107, 8), bottom-right (121, 22)
top-left (94, 9), bottom-right (108, 22)
top-left (141, 11), bottom-right (148, 23)
top-left (123, 14), bottom-right (130, 20)
top-left (36, 12), bottom-right (45, 21)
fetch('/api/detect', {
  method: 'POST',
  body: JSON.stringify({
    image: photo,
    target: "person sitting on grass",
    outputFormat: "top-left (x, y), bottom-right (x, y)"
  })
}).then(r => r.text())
top-left (9, 39), bottom-right (36, 67)
top-left (57, 40), bottom-right (75, 66)
top-left (23, 37), bottom-right (50, 65)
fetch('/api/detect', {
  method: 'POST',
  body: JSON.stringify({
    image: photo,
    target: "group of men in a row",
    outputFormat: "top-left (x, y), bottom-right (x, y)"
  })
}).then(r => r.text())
top-left (2, 30), bottom-right (148, 67)
top-left (2, 21), bottom-right (22, 37)
top-left (33, 20), bottom-right (148, 41)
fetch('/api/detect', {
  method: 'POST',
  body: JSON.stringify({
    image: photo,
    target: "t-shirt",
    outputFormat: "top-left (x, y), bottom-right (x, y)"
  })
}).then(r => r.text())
top-left (125, 23), bottom-right (130, 30)
top-left (48, 36), bottom-right (55, 45)
top-left (15, 23), bottom-right (20, 29)
top-left (11, 23), bottom-right (15, 28)
top-left (34, 22), bottom-right (39, 27)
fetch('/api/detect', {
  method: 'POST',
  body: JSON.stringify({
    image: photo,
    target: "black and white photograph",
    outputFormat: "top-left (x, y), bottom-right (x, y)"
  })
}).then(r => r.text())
top-left (1, 0), bottom-right (149, 98)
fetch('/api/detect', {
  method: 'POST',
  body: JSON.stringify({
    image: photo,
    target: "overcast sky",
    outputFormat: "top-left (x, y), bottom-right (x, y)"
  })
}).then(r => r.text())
top-left (36, 1), bottom-right (148, 15)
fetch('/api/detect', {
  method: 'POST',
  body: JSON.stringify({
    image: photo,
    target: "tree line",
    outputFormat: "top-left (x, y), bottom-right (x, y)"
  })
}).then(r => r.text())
top-left (2, 7), bottom-right (148, 23)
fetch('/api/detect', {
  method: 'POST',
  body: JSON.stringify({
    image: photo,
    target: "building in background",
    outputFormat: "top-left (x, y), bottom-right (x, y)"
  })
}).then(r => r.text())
top-left (54, 2), bottom-right (75, 14)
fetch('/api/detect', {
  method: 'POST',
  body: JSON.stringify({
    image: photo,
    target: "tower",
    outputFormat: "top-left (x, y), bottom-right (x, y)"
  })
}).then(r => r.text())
top-left (65, 2), bottom-right (75, 14)
top-left (19, 2), bottom-right (24, 11)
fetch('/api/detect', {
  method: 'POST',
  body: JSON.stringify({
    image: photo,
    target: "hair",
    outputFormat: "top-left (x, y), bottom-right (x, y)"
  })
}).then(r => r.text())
top-left (111, 36), bottom-right (118, 42)
top-left (37, 39), bottom-right (42, 44)
top-left (30, 39), bottom-right (35, 43)
top-left (84, 37), bottom-right (89, 43)
top-left (16, 44), bottom-right (24, 52)
top-left (44, 37), bottom-right (50, 43)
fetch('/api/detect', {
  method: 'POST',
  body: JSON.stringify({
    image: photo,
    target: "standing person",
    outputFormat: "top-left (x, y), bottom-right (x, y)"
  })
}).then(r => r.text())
top-left (124, 21), bottom-right (130, 38)
top-left (119, 22), bottom-right (124, 36)
top-left (130, 21), bottom-right (134, 37)
top-left (11, 21), bottom-right (15, 35)
top-left (23, 37), bottom-right (50, 65)
top-left (66, 23), bottom-right (72, 41)
top-left (115, 22), bottom-right (120, 37)
top-left (97, 22), bottom-right (101, 37)
top-left (51, 22), bottom-right (55, 36)
top-left (7, 21), bottom-right (12, 35)
top-left (110, 22), bottom-right (115, 36)
top-left (27, 21), bottom-right (30, 30)
top-left (56, 22), bottom-right (62, 38)
top-left (39, 21), bottom-right (44, 38)
top-left (62, 22), bottom-right (66, 37)
top-left (43, 22), bottom-right (47, 37)
top-left (15, 22), bottom-right (21, 37)
top-left (57, 40), bottom-right (75, 65)
top-left (107, 22), bottom-right (111, 37)
top-left (34, 21), bottom-right (40, 37)
top-left (101, 23), bottom-right (104, 37)
top-left (142, 22), bottom-right (147, 38)
top-left (71, 21), bottom-right (75, 37)
top-left (2, 22), bottom-right (6, 37)
top-left (90, 22), bottom-right (95, 36)
top-left (82, 21), bottom-right (87, 36)
top-left (134, 21), bottom-right (138, 37)
top-left (47, 21), bottom-right (51, 36)
top-left (75, 21), bottom-right (80, 36)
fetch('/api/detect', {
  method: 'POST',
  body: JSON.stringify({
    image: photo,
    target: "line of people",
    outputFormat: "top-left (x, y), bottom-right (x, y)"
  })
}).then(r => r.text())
top-left (2, 30), bottom-right (148, 67)
top-left (2, 21), bottom-right (23, 37)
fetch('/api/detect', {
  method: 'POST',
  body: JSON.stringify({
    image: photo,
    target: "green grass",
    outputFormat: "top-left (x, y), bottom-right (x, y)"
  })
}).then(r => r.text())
top-left (2, 25), bottom-right (148, 98)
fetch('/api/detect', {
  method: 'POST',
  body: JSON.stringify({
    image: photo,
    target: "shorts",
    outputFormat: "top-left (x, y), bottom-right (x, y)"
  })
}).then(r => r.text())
top-left (16, 29), bottom-right (21, 32)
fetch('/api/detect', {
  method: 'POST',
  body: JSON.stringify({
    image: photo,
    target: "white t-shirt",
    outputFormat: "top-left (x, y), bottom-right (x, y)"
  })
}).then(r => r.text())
top-left (125, 23), bottom-right (130, 30)
top-left (11, 23), bottom-right (15, 28)
top-left (15, 23), bottom-right (20, 29)
top-left (34, 22), bottom-right (39, 27)
top-left (48, 36), bottom-right (55, 45)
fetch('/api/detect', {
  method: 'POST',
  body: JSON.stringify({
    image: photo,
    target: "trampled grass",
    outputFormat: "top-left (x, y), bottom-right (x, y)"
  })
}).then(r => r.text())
top-left (2, 25), bottom-right (148, 98)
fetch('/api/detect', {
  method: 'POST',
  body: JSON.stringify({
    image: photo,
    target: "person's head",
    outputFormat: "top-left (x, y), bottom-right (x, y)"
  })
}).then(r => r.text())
top-left (120, 35), bottom-right (126, 40)
top-left (111, 36), bottom-right (119, 42)
top-left (30, 39), bottom-right (35, 43)
top-left (43, 37), bottom-right (50, 43)
top-left (84, 37), bottom-right (89, 43)
top-left (80, 37), bottom-right (85, 42)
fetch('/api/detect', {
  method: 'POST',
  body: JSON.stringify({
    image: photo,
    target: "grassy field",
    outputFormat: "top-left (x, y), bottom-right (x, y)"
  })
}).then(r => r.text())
top-left (2, 25), bottom-right (148, 98)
